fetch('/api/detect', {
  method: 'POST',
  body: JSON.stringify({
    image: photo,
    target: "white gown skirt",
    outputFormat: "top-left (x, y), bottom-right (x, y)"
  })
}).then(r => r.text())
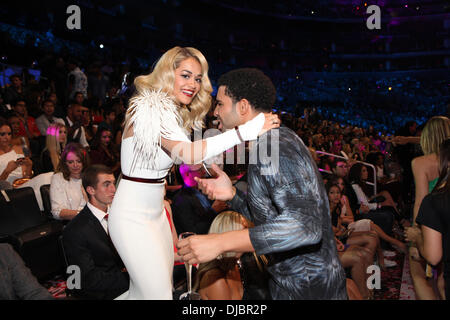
top-left (108, 179), bottom-right (174, 299)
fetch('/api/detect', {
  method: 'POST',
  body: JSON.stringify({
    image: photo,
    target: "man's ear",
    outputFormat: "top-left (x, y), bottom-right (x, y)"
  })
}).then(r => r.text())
top-left (86, 185), bottom-right (95, 197)
top-left (237, 99), bottom-right (251, 116)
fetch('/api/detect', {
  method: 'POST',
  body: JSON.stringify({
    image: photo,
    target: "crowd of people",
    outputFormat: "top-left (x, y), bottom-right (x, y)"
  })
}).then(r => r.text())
top-left (0, 44), bottom-right (449, 301)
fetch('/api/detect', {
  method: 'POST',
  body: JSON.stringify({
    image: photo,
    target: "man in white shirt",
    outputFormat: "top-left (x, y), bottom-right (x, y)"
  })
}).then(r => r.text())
top-left (62, 165), bottom-right (128, 299)
top-left (64, 103), bottom-right (89, 148)
top-left (35, 99), bottom-right (65, 135)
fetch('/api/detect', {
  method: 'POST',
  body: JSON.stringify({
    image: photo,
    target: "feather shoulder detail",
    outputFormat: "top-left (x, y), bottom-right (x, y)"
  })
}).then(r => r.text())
top-left (126, 89), bottom-right (185, 168)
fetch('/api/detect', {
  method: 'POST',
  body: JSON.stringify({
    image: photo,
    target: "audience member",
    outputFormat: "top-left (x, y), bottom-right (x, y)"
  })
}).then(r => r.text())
top-left (50, 143), bottom-right (89, 220)
top-left (406, 139), bottom-right (450, 300)
top-left (335, 237), bottom-right (373, 300)
top-left (348, 163), bottom-right (398, 236)
top-left (193, 211), bottom-right (270, 300)
top-left (67, 60), bottom-right (88, 100)
top-left (3, 74), bottom-right (27, 105)
top-left (328, 175), bottom-right (407, 255)
top-left (0, 118), bottom-right (33, 186)
top-left (35, 99), bottom-right (65, 136)
top-left (11, 99), bottom-right (40, 140)
top-left (0, 243), bottom-right (54, 300)
top-left (40, 123), bottom-right (67, 173)
top-left (64, 103), bottom-right (89, 148)
top-left (408, 116), bottom-right (450, 300)
top-left (89, 127), bottom-right (120, 176)
top-left (172, 164), bottom-right (228, 235)
top-left (6, 112), bottom-right (30, 150)
top-left (62, 164), bottom-right (129, 299)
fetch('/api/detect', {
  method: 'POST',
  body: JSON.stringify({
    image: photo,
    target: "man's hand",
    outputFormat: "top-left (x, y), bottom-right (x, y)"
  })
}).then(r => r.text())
top-left (6, 160), bottom-right (19, 173)
top-left (404, 226), bottom-right (422, 243)
top-left (211, 200), bottom-right (229, 213)
top-left (177, 234), bottom-right (223, 265)
top-left (195, 163), bottom-right (234, 201)
top-left (359, 204), bottom-right (370, 214)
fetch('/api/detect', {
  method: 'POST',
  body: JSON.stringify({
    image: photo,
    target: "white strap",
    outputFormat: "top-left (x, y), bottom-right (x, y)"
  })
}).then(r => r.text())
top-left (1, 189), bottom-right (10, 202)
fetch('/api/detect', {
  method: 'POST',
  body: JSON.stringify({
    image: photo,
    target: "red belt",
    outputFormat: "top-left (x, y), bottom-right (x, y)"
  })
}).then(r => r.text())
top-left (121, 174), bottom-right (166, 184)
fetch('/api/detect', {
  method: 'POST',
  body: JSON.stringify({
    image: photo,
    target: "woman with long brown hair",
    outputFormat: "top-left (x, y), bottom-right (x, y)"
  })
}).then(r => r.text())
top-left (49, 142), bottom-right (89, 220)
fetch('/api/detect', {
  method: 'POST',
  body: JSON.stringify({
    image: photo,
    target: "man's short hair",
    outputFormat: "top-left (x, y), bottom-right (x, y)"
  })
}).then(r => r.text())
top-left (217, 68), bottom-right (276, 112)
top-left (41, 99), bottom-right (55, 108)
top-left (9, 74), bottom-right (21, 82)
top-left (12, 99), bottom-right (26, 107)
top-left (82, 165), bottom-right (113, 196)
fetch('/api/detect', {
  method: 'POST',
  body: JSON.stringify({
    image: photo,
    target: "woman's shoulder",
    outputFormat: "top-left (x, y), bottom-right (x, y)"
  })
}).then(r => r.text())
top-left (412, 154), bottom-right (437, 168)
top-left (199, 268), bottom-right (232, 298)
top-left (12, 144), bottom-right (23, 155)
top-left (412, 154), bottom-right (439, 177)
top-left (200, 268), bottom-right (227, 287)
top-left (51, 172), bottom-right (64, 182)
top-left (131, 89), bottom-right (178, 111)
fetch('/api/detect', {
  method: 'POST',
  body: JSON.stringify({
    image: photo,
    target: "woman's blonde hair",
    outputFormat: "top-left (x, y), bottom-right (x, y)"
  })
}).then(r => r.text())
top-left (128, 46), bottom-right (212, 133)
top-left (420, 116), bottom-right (450, 155)
top-left (193, 211), bottom-right (254, 291)
top-left (44, 123), bottom-right (67, 171)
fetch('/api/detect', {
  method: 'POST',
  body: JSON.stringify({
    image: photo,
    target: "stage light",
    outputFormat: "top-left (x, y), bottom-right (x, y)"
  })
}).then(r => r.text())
top-left (388, 87), bottom-right (392, 91)
top-left (311, 11), bottom-right (314, 14)
top-left (99, 44), bottom-right (104, 49)
top-left (348, 87), bottom-right (351, 91)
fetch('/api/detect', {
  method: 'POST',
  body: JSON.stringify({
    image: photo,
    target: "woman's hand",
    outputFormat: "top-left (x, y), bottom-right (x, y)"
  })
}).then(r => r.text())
top-left (18, 157), bottom-right (33, 169)
top-left (237, 112), bottom-right (280, 141)
top-left (5, 160), bottom-right (19, 173)
top-left (259, 113), bottom-right (280, 136)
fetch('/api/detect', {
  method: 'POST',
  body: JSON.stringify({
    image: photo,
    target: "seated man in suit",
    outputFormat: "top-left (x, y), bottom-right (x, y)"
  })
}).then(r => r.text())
top-left (62, 164), bottom-right (128, 299)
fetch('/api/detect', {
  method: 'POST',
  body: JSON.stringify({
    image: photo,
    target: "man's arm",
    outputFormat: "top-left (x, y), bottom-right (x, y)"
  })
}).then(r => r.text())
top-left (2, 244), bottom-right (54, 300)
top-left (228, 186), bottom-right (252, 220)
top-left (247, 178), bottom-right (323, 255)
top-left (63, 230), bottom-right (128, 294)
top-left (177, 228), bottom-right (254, 265)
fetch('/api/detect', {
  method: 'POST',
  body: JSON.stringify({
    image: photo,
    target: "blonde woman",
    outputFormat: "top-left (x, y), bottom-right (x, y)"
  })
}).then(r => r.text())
top-left (40, 123), bottom-right (67, 172)
top-left (108, 46), bottom-right (279, 300)
top-left (409, 116), bottom-right (450, 300)
top-left (193, 211), bottom-right (270, 300)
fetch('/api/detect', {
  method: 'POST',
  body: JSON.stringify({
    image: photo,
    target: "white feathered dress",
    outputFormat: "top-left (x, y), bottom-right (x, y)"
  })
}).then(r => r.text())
top-left (108, 90), bottom-right (191, 300)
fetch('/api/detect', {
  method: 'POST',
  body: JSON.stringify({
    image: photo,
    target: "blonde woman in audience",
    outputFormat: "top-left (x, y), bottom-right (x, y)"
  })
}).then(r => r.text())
top-left (409, 116), bottom-right (450, 300)
top-left (193, 211), bottom-right (270, 300)
top-left (40, 123), bottom-right (67, 173)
